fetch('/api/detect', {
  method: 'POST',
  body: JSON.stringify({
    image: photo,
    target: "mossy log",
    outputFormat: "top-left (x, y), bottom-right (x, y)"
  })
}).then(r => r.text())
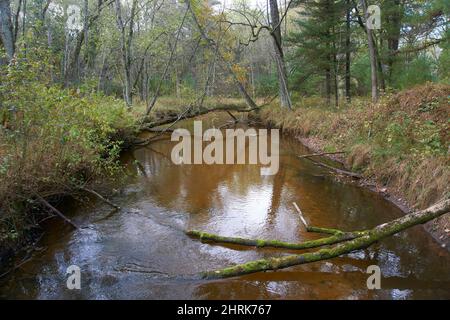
top-left (199, 199), bottom-right (450, 279)
top-left (187, 230), bottom-right (366, 250)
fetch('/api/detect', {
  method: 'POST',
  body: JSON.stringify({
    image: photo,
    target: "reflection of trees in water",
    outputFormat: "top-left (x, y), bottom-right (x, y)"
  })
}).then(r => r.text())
top-left (267, 163), bottom-right (286, 224)
top-left (134, 139), bottom-right (268, 214)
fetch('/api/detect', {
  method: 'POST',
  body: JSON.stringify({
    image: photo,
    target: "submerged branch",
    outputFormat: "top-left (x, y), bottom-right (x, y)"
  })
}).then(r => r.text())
top-left (292, 202), bottom-right (344, 235)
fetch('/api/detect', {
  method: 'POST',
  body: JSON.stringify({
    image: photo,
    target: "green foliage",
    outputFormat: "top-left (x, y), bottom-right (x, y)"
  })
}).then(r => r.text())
top-left (391, 56), bottom-right (435, 90)
top-left (351, 54), bottom-right (371, 95)
top-left (0, 52), bottom-right (137, 245)
top-left (288, 0), bottom-right (346, 98)
top-left (255, 73), bottom-right (278, 96)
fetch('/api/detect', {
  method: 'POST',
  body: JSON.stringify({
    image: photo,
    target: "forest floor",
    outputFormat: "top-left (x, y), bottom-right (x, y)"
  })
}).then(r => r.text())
top-left (258, 83), bottom-right (450, 248)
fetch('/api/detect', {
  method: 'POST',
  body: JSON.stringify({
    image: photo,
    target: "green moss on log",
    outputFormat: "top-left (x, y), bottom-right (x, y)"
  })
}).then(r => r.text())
top-left (198, 199), bottom-right (450, 280)
top-left (186, 230), bottom-right (365, 250)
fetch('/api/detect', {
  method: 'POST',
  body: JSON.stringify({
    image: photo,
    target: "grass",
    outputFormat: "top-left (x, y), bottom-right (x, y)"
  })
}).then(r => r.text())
top-left (260, 83), bottom-right (450, 211)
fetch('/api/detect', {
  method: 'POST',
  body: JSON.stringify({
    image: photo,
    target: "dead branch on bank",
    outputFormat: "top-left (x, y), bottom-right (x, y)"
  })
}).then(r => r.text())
top-left (302, 156), bottom-right (362, 179)
top-left (78, 187), bottom-right (121, 210)
top-left (141, 104), bottom-right (259, 130)
top-left (297, 151), bottom-right (346, 159)
top-left (188, 199), bottom-right (450, 279)
top-left (35, 194), bottom-right (79, 229)
top-left (134, 104), bottom-right (259, 147)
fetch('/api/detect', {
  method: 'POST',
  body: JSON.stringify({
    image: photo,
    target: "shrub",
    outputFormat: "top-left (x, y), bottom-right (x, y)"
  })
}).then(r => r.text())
top-left (0, 53), bottom-right (136, 247)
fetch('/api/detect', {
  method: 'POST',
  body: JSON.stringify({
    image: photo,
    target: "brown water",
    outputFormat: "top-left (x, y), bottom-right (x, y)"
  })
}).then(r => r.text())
top-left (1, 115), bottom-right (449, 299)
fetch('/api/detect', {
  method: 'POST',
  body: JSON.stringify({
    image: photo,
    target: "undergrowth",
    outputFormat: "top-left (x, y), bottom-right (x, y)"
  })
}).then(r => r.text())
top-left (0, 52), bottom-right (137, 252)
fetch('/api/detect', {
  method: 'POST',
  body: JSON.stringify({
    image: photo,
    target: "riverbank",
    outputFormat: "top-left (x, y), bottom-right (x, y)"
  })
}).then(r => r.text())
top-left (258, 83), bottom-right (449, 248)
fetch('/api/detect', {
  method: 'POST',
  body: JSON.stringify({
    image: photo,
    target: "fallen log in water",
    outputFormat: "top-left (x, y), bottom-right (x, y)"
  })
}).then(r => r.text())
top-left (195, 199), bottom-right (450, 279)
top-left (186, 230), bottom-right (365, 250)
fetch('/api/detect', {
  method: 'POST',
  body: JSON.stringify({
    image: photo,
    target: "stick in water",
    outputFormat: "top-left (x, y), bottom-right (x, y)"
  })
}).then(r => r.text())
top-left (293, 202), bottom-right (308, 228)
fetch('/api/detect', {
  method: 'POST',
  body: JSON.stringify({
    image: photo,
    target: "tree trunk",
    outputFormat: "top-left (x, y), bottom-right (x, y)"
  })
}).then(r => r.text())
top-left (12, 0), bottom-right (21, 44)
top-left (386, 0), bottom-right (402, 84)
top-left (186, 0), bottom-right (258, 111)
top-left (345, 0), bottom-right (351, 103)
top-left (0, 0), bottom-right (15, 62)
top-left (83, 0), bottom-right (89, 71)
top-left (361, 0), bottom-right (379, 103)
top-left (325, 68), bottom-right (331, 106)
top-left (376, 35), bottom-right (386, 92)
top-left (333, 53), bottom-right (339, 108)
top-left (269, 0), bottom-right (292, 110)
top-left (114, 0), bottom-right (135, 107)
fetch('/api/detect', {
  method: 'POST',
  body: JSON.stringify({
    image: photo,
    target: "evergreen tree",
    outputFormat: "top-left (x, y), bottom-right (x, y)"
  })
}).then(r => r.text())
top-left (289, 0), bottom-right (347, 106)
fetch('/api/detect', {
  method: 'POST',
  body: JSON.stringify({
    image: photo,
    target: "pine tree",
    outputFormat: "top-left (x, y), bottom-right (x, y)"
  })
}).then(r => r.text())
top-left (289, 0), bottom-right (346, 106)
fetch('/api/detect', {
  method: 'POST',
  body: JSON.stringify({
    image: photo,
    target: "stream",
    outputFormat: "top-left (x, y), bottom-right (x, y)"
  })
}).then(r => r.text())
top-left (1, 113), bottom-right (449, 299)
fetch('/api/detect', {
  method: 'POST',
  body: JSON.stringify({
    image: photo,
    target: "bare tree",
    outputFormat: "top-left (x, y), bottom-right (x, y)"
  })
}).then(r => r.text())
top-left (186, 0), bottom-right (258, 110)
top-left (360, 0), bottom-right (379, 103)
top-left (268, 0), bottom-right (292, 109)
top-left (145, 6), bottom-right (189, 116)
top-left (345, 0), bottom-right (351, 103)
top-left (115, 0), bottom-right (137, 107)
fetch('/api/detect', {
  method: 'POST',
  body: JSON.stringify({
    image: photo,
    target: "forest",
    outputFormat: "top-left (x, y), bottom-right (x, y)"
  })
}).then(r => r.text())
top-left (0, 0), bottom-right (449, 300)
